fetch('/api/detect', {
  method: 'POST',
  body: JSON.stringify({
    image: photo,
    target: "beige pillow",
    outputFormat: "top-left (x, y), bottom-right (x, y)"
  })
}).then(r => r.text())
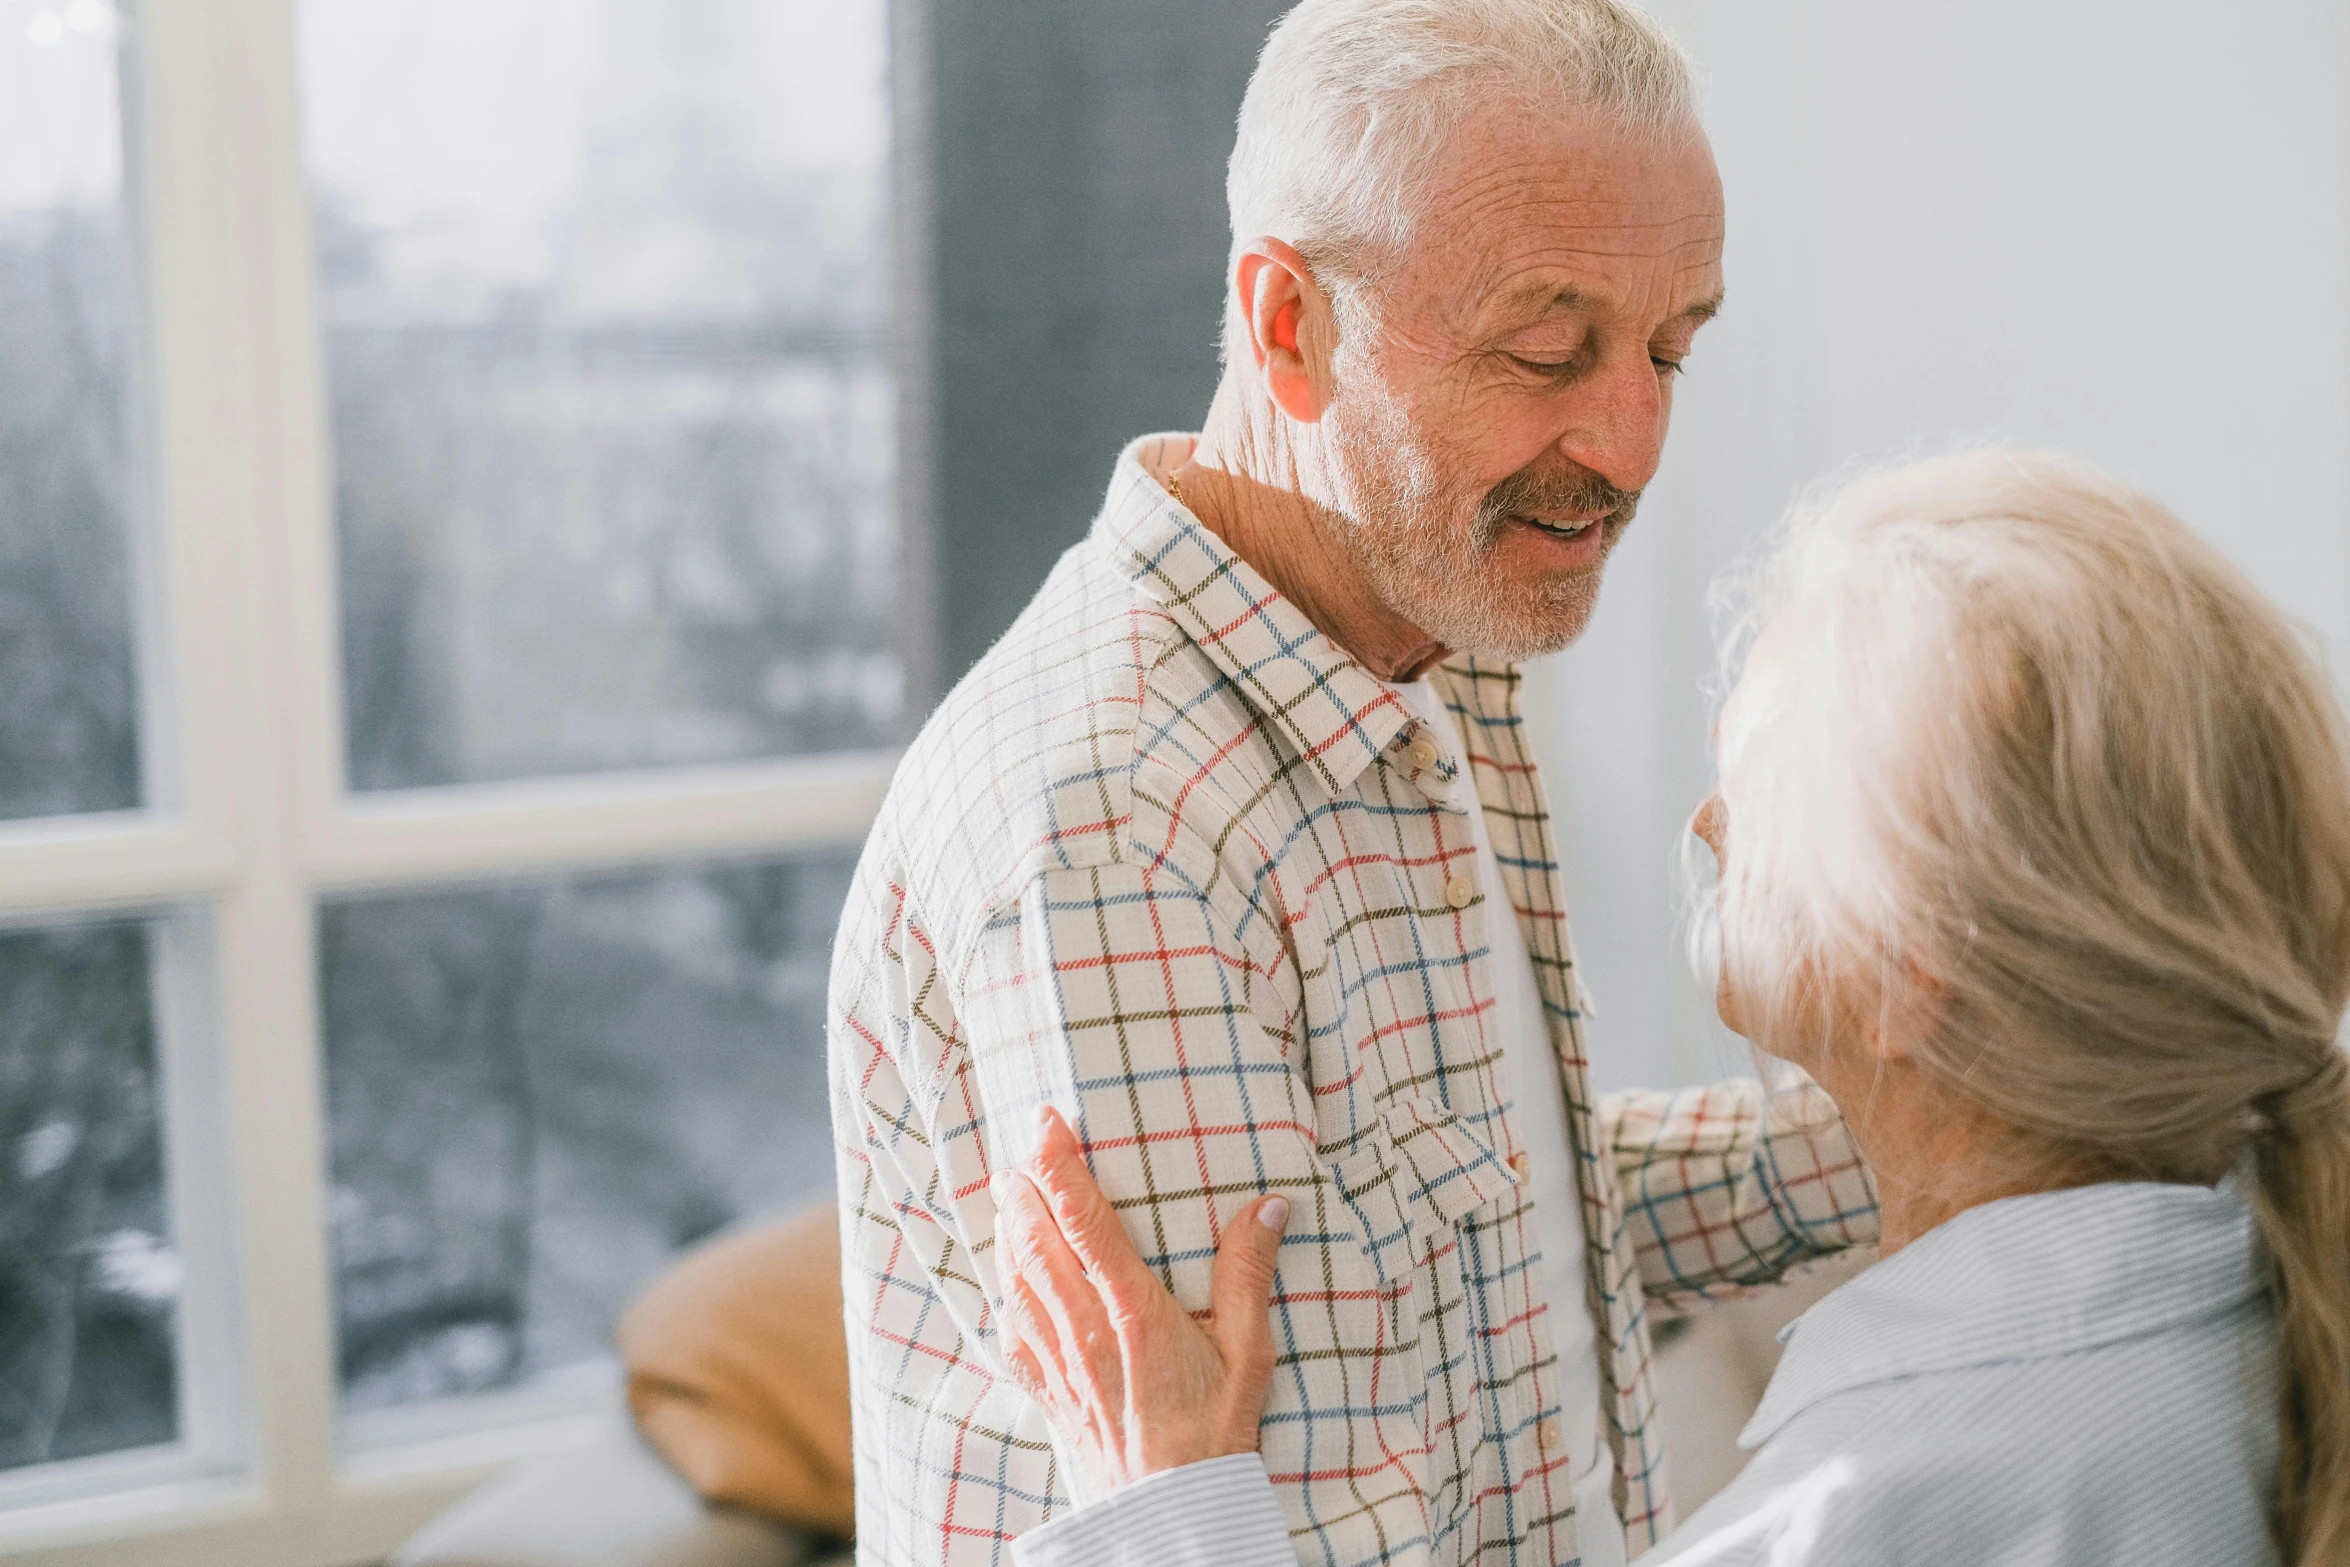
top-left (618, 1206), bottom-right (855, 1540)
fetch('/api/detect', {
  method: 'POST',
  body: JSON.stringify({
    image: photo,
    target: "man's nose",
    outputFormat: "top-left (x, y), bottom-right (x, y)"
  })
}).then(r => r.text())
top-left (1552, 351), bottom-right (1668, 494)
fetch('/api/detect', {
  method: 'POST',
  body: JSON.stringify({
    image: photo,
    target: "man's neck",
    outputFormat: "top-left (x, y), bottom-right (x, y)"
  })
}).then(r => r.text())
top-left (1174, 384), bottom-right (1450, 684)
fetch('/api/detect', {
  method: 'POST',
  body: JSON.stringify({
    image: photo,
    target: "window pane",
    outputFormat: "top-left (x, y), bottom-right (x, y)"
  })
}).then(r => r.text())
top-left (299, 0), bottom-right (899, 792)
top-left (0, 3), bottom-right (143, 821)
top-left (319, 854), bottom-right (849, 1422)
top-left (0, 917), bottom-right (177, 1470)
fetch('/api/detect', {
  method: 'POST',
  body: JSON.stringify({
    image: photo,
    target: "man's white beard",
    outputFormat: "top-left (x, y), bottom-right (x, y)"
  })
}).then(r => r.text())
top-left (1322, 383), bottom-right (1611, 664)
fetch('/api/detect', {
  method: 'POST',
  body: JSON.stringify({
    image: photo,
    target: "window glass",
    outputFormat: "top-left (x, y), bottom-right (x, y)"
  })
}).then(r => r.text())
top-left (0, 2), bottom-right (144, 821)
top-left (318, 853), bottom-right (849, 1425)
top-left (298, 0), bottom-right (899, 792)
top-left (0, 916), bottom-right (177, 1470)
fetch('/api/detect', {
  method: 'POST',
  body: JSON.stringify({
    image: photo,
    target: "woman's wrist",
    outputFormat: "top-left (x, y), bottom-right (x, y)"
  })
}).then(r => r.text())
top-left (1014, 1454), bottom-right (1293, 1567)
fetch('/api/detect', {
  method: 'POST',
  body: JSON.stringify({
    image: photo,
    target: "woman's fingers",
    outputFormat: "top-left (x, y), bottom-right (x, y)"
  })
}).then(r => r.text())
top-left (995, 1242), bottom-right (1068, 1396)
top-left (992, 1175), bottom-right (1063, 1364)
top-left (996, 1127), bottom-right (1295, 1489)
top-left (1002, 1324), bottom-right (1055, 1404)
top-left (993, 1168), bottom-right (1125, 1411)
top-left (1027, 1107), bottom-right (1161, 1324)
top-left (1209, 1194), bottom-right (1289, 1384)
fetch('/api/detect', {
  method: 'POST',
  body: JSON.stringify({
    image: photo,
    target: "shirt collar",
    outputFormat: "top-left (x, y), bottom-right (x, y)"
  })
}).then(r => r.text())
top-left (1743, 1180), bottom-right (2266, 1448)
top-left (1377, 671), bottom-right (1476, 812)
top-left (1092, 433), bottom-right (1417, 798)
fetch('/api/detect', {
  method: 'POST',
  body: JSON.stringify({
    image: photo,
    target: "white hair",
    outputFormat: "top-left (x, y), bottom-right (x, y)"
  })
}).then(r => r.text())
top-left (1225, 0), bottom-right (1698, 304)
top-left (1691, 448), bottom-right (2350, 1565)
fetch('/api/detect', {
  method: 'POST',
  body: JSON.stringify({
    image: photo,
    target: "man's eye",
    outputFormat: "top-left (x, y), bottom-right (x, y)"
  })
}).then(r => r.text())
top-left (1510, 354), bottom-right (1576, 377)
top-left (1653, 355), bottom-right (1687, 378)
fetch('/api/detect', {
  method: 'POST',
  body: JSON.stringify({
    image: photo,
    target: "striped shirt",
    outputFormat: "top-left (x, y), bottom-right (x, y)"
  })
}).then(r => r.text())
top-left (827, 434), bottom-right (1879, 1567)
top-left (1652, 1180), bottom-right (2279, 1565)
top-left (1015, 1181), bottom-right (2280, 1567)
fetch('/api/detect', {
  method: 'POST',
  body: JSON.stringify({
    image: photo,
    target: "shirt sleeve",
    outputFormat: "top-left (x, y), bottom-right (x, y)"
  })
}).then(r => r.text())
top-left (960, 857), bottom-right (1441, 1561)
top-left (1010, 1454), bottom-right (1297, 1567)
top-left (1602, 1074), bottom-right (1881, 1313)
top-left (956, 857), bottom-right (1329, 1314)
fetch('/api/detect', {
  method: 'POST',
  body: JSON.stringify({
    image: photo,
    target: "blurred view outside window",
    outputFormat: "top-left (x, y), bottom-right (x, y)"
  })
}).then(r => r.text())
top-left (321, 854), bottom-right (849, 1421)
top-left (300, 0), bottom-right (899, 790)
top-left (1, 0), bottom-right (897, 1509)
top-left (291, 0), bottom-right (895, 1437)
top-left (0, 917), bottom-right (176, 1473)
top-left (0, 0), bottom-right (179, 1485)
top-left (0, 0), bottom-right (143, 822)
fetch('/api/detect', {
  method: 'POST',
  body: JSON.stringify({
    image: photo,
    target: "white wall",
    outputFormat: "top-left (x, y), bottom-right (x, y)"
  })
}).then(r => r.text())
top-left (1529, 1), bottom-right (2350, 1092)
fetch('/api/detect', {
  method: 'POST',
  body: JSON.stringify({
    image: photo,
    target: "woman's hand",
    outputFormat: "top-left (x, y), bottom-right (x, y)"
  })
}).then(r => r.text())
top-left (990, 1105), bottom-right (1291, 1503)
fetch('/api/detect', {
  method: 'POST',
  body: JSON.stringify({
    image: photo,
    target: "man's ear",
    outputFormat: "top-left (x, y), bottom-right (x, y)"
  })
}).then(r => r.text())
top-left (1233, 238), bottom-right (1339, 424)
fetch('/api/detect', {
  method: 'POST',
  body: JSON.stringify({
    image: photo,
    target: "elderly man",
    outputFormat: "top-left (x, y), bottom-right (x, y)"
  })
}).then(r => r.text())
top-left (826, 2), bottom-right (1878, 1564)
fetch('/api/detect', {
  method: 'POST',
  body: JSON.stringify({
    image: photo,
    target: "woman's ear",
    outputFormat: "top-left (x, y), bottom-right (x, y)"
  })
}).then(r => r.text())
top-left (1864, 956), bottom-right (1951, 1064)
top-left (1233, 238), bottom-right (1339, 424)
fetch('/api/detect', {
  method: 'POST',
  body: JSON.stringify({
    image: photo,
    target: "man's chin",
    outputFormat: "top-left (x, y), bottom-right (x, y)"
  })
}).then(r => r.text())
top-left (1413, 594), bottom-right (1603, 664)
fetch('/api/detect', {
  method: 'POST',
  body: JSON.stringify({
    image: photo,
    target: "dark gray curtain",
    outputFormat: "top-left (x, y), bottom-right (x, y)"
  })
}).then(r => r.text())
top-left (924, 0), bottom-right (1294, 683)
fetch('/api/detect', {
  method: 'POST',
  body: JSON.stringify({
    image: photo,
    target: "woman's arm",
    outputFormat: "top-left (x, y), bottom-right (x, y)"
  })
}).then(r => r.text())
top-left (994, 1106), bottom-right (1300, 1566)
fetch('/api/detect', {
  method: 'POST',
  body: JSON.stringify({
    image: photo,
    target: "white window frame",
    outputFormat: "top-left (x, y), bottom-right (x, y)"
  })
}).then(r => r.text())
top-left (0, 1), bottom-right (928, 1560)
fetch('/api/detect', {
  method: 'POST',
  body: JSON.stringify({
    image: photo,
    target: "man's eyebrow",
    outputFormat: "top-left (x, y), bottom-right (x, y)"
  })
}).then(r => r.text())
top-left (1496, 284), bottom-right (1592, 320)
top-left (1488, 285), bottom-right (1725, 326)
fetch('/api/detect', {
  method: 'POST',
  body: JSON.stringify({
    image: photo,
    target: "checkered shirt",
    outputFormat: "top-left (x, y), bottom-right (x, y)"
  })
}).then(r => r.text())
top-left (828, 435), bottom-right (1880, 1567)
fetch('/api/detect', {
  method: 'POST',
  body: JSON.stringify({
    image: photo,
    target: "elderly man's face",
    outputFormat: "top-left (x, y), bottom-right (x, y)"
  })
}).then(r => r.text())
top-left (1319, 110), bottom-right (1725, 659)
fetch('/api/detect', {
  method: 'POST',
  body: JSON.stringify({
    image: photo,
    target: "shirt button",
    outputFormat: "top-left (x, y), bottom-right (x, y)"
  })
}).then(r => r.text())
top-left (1445, 876), bottom-right (1475, 910)
top-left (1407, 736), bottom-right (1440, 771)
top-left (1538, 1417), bottom-right (1564, 1454)
top-left (1509, 1151), bottom-right (1532, 1185)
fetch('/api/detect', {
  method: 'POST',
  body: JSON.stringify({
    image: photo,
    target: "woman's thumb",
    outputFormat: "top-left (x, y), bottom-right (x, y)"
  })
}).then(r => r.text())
top-left (1210, 1194), bottom-right (1289, 1369)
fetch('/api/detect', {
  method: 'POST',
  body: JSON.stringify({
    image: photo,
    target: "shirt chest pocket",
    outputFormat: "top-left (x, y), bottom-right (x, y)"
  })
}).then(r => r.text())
top-left (1329, 1093), bottom-right (1523, 1287)
top-left (1319, 1092), bottom-right (1523, 1522)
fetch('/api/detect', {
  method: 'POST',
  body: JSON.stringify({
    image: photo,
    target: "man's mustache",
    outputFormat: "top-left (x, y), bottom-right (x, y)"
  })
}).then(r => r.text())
top-left (1474, 468), bottom-right (1643, 541)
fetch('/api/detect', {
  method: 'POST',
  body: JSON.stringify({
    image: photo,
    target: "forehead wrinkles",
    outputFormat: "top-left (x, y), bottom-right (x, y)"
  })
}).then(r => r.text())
top-left (1396, 152), bottom-right (1723, 341)
top-left (1477, 231), bottom-right (1721, 327)
top-left (1441, 153), bottom-right (1709, 250)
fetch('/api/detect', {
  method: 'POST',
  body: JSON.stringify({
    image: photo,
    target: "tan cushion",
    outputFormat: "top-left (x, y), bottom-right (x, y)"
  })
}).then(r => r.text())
top-left (618, 1207), bottom-right (855, 1540)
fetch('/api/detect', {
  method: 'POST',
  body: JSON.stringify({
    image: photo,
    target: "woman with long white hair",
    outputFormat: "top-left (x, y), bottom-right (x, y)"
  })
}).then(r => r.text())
top-left (991, 449), bottom-right (2350, 1564)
